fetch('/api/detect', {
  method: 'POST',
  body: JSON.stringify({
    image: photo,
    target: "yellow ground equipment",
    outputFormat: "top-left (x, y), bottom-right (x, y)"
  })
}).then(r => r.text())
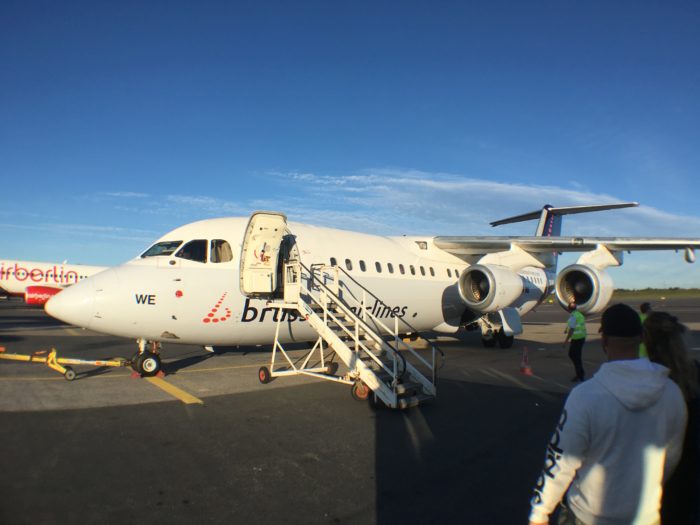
top-left (0, 346), bottom-right (129, 381)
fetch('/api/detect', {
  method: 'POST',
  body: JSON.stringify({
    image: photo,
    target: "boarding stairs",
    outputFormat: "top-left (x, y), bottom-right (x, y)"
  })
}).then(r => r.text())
top-left (264, 263), bottom-right (439, 409)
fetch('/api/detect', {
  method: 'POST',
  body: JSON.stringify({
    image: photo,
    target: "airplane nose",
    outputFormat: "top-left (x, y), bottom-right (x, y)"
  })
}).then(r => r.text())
top-left (45, 277), bottom-right (96, 328)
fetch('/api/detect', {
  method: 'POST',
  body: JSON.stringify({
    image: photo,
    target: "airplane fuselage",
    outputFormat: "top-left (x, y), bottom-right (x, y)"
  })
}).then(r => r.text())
top-left (45, 217), bottom-right (551, 346)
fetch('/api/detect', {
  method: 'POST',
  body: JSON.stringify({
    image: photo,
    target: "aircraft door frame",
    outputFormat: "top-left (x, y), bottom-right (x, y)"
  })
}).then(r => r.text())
top-left (239, 211), bottom-right (296, 297)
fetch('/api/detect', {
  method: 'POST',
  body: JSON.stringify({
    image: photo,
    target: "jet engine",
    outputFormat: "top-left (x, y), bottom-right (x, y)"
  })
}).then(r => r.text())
top-left (25, 286), bottom-right (62, 306)
top-left (458, 264), bottom-right (524, 313)
top-left (555, 264), bottom-right (613, 315)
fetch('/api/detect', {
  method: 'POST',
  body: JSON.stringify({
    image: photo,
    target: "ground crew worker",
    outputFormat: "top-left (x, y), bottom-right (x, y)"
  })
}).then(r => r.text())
top-left (563, 301), bottom-right (586, 382)
top-left (639, 302), bottom-right (652, 357)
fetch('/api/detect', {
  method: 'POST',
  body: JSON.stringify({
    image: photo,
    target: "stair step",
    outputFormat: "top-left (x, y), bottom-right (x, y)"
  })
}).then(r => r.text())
top-left (311, 305), bottom-right (346, 316)
top-left (397, 393), bottom-right (435, 409)
top-left (374, 370), bottom-right (393, 382)
top-left (395, 381), bottom-right (422, 396)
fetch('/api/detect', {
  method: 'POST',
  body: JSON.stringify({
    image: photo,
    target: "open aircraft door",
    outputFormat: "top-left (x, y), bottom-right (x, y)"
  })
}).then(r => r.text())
top-left (239, 211), bottom-right (289, 297)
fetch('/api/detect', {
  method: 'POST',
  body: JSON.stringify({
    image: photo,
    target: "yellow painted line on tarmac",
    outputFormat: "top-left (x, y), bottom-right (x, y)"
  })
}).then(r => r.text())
top-left (145, 376), bottom-right (204, 405)
top-left (63, 327), bottom-right (83, 336)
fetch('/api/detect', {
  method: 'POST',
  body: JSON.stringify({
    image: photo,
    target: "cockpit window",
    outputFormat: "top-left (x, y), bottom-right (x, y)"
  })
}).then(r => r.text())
top-left (210, 239), bottom-right (233, 263)
top-left (141, 241), bottom-right (183, 258)
top-left (175, 239), bottom-right (207, 263)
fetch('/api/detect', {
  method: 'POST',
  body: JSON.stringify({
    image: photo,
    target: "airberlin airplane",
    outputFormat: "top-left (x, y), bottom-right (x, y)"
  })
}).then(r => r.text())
top-left (0, 260), bottom-right (108, 305)
top-left (45, 203), bottom-right (699, 376)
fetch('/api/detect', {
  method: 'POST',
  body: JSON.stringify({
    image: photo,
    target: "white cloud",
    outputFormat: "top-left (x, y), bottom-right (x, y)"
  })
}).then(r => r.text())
top-left (270, 168), bottom-right (699, 235)
top-left (266, 169), bottom-right (700, 288)
top-left (0, 222), bottom-right (157, 243)
top-left (165, 194), bottom-right (249, 216)
top-left (101, 192), bottom-right (150, 199)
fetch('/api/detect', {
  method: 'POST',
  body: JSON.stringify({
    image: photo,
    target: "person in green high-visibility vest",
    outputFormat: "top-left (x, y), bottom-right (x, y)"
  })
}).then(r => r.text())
top-left (563, 301), bottom-right (587, 382)
top-left (638, 302), bottom-right (652, 357)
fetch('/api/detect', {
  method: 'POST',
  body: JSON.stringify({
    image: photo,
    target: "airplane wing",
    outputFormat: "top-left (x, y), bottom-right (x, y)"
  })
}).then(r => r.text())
top-left (433, 236), bottom-right (700, 257)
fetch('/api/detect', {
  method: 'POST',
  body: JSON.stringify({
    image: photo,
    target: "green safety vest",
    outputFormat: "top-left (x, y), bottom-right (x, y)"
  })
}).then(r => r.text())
top-left (571, 310), bottom-right (587, 340)
top-left (639, 313), bottom-right (648, 358)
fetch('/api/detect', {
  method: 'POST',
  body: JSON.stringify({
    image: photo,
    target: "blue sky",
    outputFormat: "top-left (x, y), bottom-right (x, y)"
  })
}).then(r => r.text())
top-left (1, 1), bottom-right (699, 288)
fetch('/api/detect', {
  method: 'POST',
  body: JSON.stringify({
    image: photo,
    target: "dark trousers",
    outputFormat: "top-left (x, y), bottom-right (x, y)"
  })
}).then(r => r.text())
top-left (568, 338), bottom-right (585, 381)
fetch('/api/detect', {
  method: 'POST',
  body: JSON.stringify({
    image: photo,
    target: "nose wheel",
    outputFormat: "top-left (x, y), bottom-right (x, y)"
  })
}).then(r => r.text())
top-left (136, 353), bottom-right (161, 377)
top-left (131, 340), bottom-right (163, 377)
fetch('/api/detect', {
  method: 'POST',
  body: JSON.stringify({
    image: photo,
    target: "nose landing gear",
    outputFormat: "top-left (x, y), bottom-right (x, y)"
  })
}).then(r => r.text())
top-left (131, 339), bottom-right (163, 377)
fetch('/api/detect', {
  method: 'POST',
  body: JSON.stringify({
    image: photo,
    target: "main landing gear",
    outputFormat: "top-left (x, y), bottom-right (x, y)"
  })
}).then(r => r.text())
top-left (131, 339), bottom-right (162, 377)
top-left (481, 329), bottom-right (515, 349)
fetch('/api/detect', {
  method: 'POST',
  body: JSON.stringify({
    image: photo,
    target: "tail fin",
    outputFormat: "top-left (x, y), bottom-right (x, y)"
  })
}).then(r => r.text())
top-left (536, 205), bottom-right (561, 237)
top-left (491, 202), bottom-right (639, 237)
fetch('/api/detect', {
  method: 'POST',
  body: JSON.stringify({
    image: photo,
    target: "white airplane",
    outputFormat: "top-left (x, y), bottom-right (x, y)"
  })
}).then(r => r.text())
top-left (0, 259), bottom-right (108, 305)
top-left (44, 203), bottom-right (699, 390)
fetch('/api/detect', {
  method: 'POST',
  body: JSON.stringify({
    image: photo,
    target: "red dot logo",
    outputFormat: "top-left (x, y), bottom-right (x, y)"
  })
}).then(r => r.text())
top-left (202, 293), bottom-right (232, 324)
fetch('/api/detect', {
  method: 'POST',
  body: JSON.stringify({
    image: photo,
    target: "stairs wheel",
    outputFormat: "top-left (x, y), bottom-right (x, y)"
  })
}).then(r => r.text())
top-left (351, 380), bottom-right (371, 402)
top-left (326, 362), bottom-right (339, 376)
top-left (258, 366), bottom-right (272, 384)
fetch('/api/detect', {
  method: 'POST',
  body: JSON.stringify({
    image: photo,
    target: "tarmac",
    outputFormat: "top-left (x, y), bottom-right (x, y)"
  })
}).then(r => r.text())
top-left (0, 296), bottom-right (698, 524)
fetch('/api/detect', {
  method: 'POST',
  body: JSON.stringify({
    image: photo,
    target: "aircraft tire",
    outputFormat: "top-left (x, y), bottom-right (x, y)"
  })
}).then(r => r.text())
top-left (258, 366), bottom-right (272, 384)
top-left (137, 353), bottom-right (161, 377)
top-left (351, 380), bottom-right (370, 402)
top-left (497, 330), bottom-right (515, 349)
top-left (481, 337), bottom-right (497, 348)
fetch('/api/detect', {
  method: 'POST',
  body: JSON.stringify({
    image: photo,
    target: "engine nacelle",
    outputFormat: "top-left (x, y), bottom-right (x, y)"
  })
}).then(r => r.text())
top-left (458, 264), bottom-right (524, 313)
top-left (25, 286), bottom-right (62, 306)
top-left (555, 264), bottom-right (613, 315)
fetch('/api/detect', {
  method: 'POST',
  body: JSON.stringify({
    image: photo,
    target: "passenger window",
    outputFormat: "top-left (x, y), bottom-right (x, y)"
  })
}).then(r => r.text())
top-left (409, 265), bottom-right (415, 275)
top-left (210, 239), bottom-right (233, 263)
top-left (399, 264), bottom-right (405, 275)
top-left (175, 239), bottom-right (207, 263)
top-left (387, 263), bottom-right (394, 274)
top-left (141, 240), bottom-right (183, 258)
top-left (375, 262), bottom-right (382, 273)
top-left (447, 269), bottom-right (452, 278)
top-left (429, 267), bottom-right (435, 277)
top-left (360, 260), bottom-right (367, 272)
top-left (420, 266), bottom-right (426, 276)
top-left (345, 259), bottom-right (353, 271)
top-left (330, 257), bottom-right (337, 266)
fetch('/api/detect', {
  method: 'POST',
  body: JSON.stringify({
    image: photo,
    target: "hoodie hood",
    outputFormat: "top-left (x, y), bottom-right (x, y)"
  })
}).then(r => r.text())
top-left (594, 358), bottom-right (671, 411)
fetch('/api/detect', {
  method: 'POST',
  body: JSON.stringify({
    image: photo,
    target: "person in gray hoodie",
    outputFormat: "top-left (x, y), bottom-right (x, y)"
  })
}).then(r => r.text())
top-left (529, 303), bottom-right (687, 525)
